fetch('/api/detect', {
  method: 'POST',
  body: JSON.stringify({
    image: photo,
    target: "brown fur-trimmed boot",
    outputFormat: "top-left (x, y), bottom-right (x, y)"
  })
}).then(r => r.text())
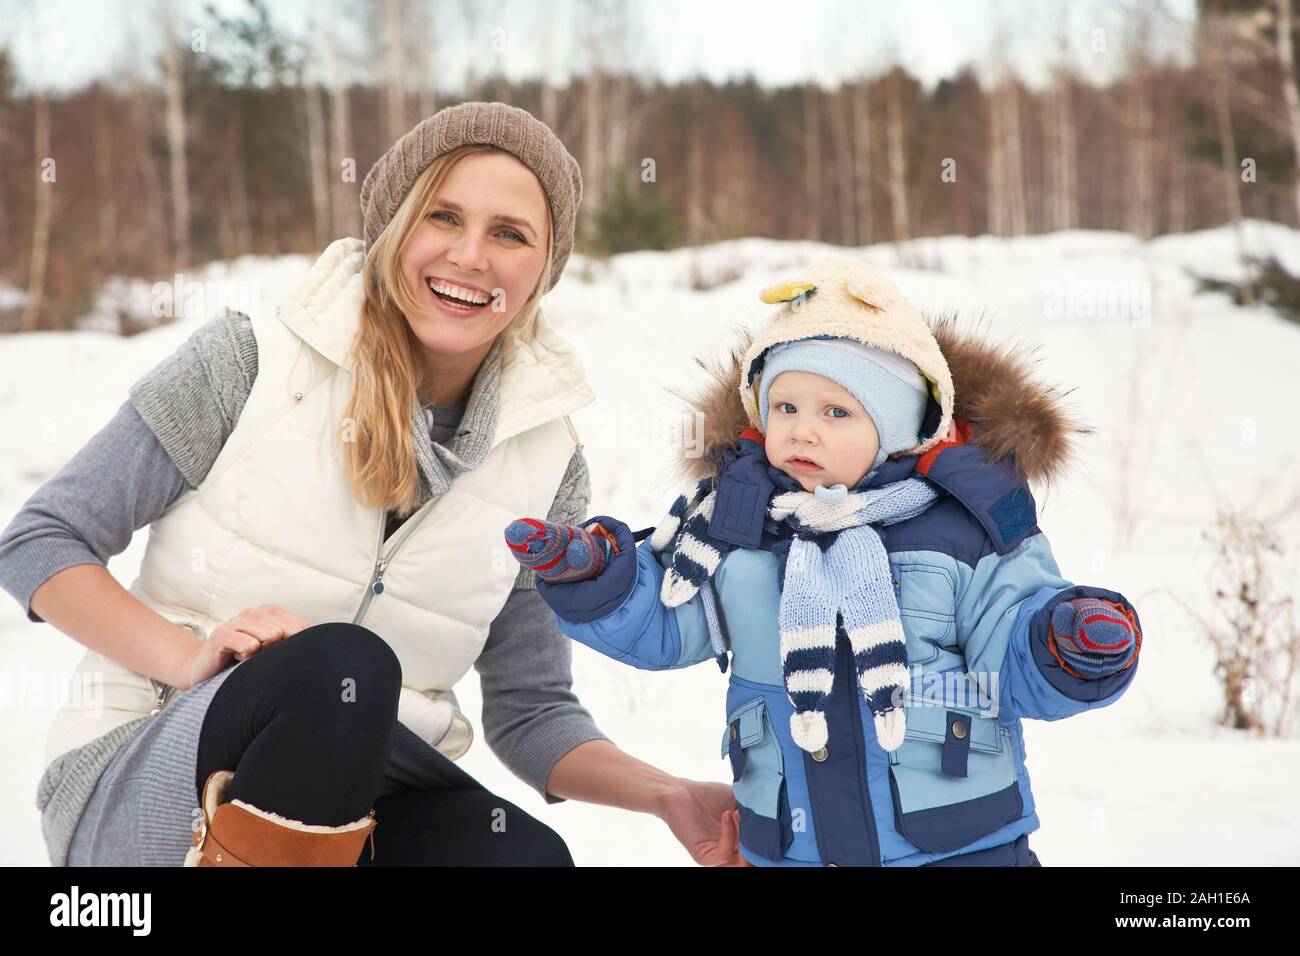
top-left (184, 769), bottom-right (377, 867)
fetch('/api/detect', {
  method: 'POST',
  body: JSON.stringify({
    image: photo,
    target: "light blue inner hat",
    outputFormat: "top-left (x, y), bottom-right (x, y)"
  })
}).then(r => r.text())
top-left (757, 337), bottom-right (930, 473)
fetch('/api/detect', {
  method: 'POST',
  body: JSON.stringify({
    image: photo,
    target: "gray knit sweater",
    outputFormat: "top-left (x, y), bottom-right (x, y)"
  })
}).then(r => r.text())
top-left (0, 311), bottom-right (609, 865)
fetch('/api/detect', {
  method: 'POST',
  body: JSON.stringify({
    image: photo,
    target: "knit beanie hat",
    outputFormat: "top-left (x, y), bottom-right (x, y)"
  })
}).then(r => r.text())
top-left (360, 101), bottom-right (583, 291)
top-left (757, 337), bottom-right (930, 473)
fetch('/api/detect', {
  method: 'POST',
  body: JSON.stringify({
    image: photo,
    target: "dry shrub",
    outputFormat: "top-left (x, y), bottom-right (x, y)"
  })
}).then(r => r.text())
top-left (1175, 507), bottom-right (1300, 737)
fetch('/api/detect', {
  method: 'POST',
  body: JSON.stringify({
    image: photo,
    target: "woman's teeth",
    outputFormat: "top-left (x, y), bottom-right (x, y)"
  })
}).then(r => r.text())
top-left (426, 278), bottom-right (493, 309)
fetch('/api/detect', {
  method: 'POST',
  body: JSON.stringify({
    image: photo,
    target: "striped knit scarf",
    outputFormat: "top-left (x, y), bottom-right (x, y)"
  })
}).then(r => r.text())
top-left (651, 476), bottom-right (940, 754)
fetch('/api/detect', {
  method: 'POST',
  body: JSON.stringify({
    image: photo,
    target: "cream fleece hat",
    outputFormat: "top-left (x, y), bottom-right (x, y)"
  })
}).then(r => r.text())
top-left (741, 257), bottom-right (955, 460)
top-left (360, 101), bottom-right (583, 291)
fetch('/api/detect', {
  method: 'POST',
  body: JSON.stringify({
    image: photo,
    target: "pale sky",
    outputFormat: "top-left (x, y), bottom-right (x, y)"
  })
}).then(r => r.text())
top-left (3, 0), bottom-right (1199, 94)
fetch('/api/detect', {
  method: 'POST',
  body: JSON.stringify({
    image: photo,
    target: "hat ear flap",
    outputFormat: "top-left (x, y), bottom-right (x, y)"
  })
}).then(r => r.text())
top-left (759, 278), bottom-right (816, 305)
top-left (842, 273), bottom-right (886, 313)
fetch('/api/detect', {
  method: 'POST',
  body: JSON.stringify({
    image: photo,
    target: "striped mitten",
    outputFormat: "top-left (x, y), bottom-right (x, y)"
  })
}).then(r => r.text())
top-left (504, 518), bottom-right (618, 583)
top-left (1048, 597), bottom-right (1141, 679)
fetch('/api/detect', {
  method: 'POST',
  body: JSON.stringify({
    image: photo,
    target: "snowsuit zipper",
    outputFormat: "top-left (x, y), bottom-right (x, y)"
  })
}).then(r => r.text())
top-left (802, 622), bottom-right (883, 866)
top-left (845, 634), bottom-right (883, 866)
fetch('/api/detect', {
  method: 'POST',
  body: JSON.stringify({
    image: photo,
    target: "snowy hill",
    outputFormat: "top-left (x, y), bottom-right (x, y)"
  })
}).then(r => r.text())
top-left (3, 222), bottom-right (1299, 866)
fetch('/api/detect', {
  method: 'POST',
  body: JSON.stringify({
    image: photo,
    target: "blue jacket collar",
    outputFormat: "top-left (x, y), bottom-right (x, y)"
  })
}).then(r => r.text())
top-left (707, 436), bottom-right (914, 548)
top-left (706, 427), bottom-right (1038, 555)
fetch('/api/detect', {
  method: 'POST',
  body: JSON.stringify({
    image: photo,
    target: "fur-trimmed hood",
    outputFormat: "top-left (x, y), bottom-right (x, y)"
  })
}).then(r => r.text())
top-left (667, 313), bottom-right (1090, 492)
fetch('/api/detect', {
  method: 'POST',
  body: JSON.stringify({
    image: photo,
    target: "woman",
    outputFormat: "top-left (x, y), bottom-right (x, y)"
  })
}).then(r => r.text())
top-left (2, 101), bottom-right (742, 866)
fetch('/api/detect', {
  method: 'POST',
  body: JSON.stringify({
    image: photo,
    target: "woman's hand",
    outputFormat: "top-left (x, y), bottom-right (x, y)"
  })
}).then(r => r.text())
top-left (179, 604), bottom-right (311, 690)
top-left (543, 741), bottom-right (754, 865)
top-left (657, 779), bottom-right (753, 866)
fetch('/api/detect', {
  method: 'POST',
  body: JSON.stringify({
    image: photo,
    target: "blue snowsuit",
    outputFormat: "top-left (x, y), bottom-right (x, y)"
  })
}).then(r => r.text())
top-left (535, 431), bottom-right (1141, 867)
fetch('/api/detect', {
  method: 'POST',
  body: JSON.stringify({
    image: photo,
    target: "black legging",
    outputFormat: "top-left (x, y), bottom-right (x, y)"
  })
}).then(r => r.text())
top-left (194, 622), bottom-right (574, 865)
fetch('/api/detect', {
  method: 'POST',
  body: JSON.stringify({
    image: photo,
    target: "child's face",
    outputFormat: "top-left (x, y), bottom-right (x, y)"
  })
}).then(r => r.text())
top-left (764, 370), bottom-right (880, 492)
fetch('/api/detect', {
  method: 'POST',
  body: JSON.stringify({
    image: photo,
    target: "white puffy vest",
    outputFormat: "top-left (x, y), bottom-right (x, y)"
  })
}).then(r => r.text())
top-left (44, 238), bottom-right (594, 767)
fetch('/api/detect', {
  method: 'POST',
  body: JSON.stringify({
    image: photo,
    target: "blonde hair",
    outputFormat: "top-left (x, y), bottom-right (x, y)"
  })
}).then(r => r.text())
top-left (341, 144), bottom-right (555, 516)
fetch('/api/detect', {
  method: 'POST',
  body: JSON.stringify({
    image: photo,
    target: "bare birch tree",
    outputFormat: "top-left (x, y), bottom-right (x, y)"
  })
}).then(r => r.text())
top-left (1124, 2), bottom-right (1158, 239)
top-left (376, 0), bottom-right (411, 145)
top-left (884, 70), bottom-right (911, 244)
top-left (988, 75), bottom-right (1027, 237)
top-left (1276, 0), bottom-right (1300, 223)
top-left (685, 83), bottom-right (707, 246)
top-left (328, 6), bottom-right (357, 240)
top-left (1204, 10), bottom-right (1256, 304)
top-left (159, 0), bottom-right (191, 270)
top-left (803, 83), bottom-right (823, 240)
top-left (94, 88), bottom-right (117, 266)
top-left (580, 0), bottom-right (606, 219)
top-left (830, 84), bottom-right (856, 245)
top-left (851, 76), bottom-right (875, 245)
top-left (21, 86), bottom-right (50, 332)
top-left (304, 77), bottom-right (331, 249)
top-left (1045, 2), bottom-right (1078, 231)
top-left (416, 0), bottom-right (438, 120)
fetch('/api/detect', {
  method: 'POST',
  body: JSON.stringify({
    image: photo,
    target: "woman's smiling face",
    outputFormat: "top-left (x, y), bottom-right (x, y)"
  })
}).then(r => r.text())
top-left (399, 151), bottom-right (550, 358)
top-left (764, 370), bottom-right (881, 492)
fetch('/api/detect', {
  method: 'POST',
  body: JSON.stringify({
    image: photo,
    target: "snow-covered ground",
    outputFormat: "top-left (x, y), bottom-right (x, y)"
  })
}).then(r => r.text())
top-left (3, 222), bottom-right (1299, 866)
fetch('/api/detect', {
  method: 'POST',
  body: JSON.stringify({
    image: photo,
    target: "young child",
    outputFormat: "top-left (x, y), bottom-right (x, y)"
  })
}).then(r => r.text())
top-left (504, 257), bottom-right (1142, 867)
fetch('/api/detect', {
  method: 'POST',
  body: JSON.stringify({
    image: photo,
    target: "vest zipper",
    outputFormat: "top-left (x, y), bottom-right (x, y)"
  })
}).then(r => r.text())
top-left (563, 414), bottom-right (583, 452)
top-left (149, 678), bottom-right (169, 716)
top-left (150, 622), bottom-right (200, 716)
top-left (351, 497), bottom-right (440, 627)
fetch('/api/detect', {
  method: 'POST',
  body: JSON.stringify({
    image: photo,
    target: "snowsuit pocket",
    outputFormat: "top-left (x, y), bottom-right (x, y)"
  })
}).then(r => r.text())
top-left (721, 696), bottom-right (794, 861)
top-left (893, 563), bottom-right (956, 665)
top-left (886, 703), bottom-right (1022, 855)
